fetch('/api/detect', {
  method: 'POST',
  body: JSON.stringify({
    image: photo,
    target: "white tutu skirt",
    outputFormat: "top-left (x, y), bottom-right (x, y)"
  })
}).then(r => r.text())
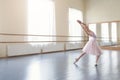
top-left (82, 37), bottom-right (102, 56)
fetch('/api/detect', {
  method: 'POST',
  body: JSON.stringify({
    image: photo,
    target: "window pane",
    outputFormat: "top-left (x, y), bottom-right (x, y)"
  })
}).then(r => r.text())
top-left (101, 23), bottom-right (109, 42)
top-left (111, 22), bottom-right (117, 42)
top-left (89, 24), bottom-right (96, 35)
top-left (69, 8), bottom-right (83, 42)
top-left (27, 0), bottom-right (55, 44)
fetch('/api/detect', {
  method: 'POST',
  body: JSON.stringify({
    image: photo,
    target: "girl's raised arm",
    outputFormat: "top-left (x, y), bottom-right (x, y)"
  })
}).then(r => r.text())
top-left (77, 20), bottom-right (92, 36)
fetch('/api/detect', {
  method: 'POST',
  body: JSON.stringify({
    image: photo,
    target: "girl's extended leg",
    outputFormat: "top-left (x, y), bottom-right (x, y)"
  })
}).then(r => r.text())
top-left (95, 55), bottom-right (101, 66)
top-left (73, 52), bottom-right (86, 64)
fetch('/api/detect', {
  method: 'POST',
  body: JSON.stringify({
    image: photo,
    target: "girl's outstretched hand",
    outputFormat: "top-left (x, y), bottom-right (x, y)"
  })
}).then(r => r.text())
top-left (77, 20), bottom-right (82, 24)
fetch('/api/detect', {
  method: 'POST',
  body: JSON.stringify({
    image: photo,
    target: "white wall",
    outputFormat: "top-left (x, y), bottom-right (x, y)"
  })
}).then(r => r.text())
top-left (85, 0), bottom-right (120, 23)
top-left (1, 0), bottom-right (27, 34)
top-left (55, 0), bottom-right (85, 41)
top-left (0, 0), bottom-right (84, 36)
top-left (0, 0), bottom-right (85, 57)
top-left (85, 0), bottom-right (120, 42)
top-left (0, 0), bottom-right (2, 32)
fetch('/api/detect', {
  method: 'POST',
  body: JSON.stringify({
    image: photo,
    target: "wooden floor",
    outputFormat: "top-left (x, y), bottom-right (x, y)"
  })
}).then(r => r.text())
top-left (101, 45), bottom-right (120, 50)
top-left (0, 49), bottom-right (120, 80)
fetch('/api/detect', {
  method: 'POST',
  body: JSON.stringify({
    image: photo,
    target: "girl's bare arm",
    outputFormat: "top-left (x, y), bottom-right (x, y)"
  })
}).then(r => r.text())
top-left (77, 20), bottom-right (91, 35)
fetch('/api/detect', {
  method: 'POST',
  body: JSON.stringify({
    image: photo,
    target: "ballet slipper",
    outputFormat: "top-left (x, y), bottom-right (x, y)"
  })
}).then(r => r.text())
top-left (73, 58), bottom-right (79, 64)
top-left (95, 64), bottom-right (98, 67)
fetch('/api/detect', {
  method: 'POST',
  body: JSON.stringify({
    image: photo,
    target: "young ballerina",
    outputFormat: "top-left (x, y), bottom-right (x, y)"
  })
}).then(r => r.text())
top-left (73, 20), bottom-right (102, 66)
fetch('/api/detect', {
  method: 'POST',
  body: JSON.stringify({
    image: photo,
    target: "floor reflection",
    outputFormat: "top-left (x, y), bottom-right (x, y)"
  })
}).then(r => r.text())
top-left (0, 50), bottom-right (120, 80)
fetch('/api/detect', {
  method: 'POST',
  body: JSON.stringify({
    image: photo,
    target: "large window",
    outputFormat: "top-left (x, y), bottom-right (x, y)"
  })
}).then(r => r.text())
top-left (27, 0), bottom-right (55, 43)
top-left (69, 8), bottom-right (83, 42)
top-left (101, 23), bottom-right (109, 42)
top-left (111, 22), bottom-right (117, 42)
top-left (89, 24), bottom-right (96, 35)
